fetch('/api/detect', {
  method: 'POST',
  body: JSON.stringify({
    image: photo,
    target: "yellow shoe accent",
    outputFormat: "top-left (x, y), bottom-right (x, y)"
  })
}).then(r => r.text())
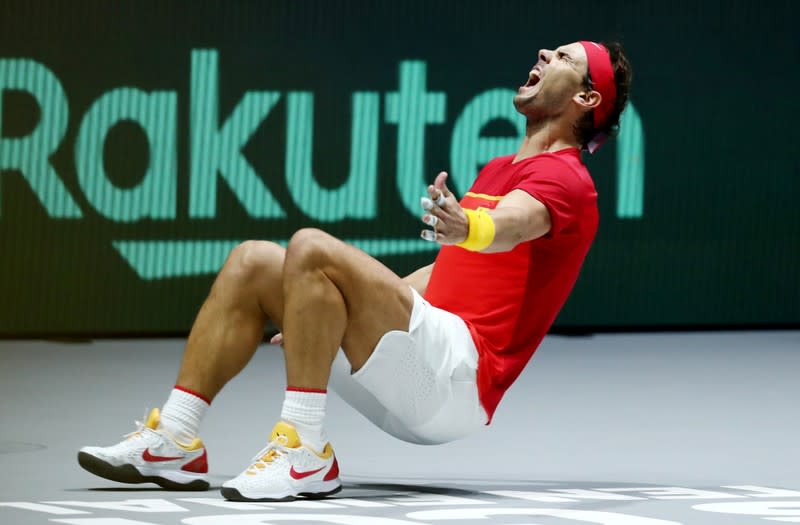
top-left (178, 437), bottom-right (205, 452)
top-left (315, 442), bottom-right (334, 460)
top-left (139, 407), bottom-right (203, 451)
top-left (270, 421), bottom-right (333, 458)
top-left (145, 408), bottom-right (160, 430)
top-left (269, 421), bottom-right (302, 448)
top-left (245, 422), bottom-right (303, 475)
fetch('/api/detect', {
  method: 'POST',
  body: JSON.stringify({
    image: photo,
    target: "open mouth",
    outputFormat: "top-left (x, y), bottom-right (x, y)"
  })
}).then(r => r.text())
top-left (524, 69), bottom-right (542, 88)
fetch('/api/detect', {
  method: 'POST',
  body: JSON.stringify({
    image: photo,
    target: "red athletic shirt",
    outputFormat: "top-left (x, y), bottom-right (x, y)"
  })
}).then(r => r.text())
top-left (424, 148), bottom-right (598, 422)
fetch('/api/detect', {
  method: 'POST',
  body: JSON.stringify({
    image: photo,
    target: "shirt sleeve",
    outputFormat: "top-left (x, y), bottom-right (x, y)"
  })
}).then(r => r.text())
top-left (512, 156), bottom-right (582, 237)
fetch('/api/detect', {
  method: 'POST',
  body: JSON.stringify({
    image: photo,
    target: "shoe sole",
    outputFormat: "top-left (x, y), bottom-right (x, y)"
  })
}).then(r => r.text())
top-left (220, 483), bottom-right (342, 502)
top-left (78, 452), bottom-right (209, 491)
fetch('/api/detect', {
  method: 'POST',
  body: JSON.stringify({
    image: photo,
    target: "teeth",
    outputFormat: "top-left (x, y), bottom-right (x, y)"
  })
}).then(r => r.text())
top-left (523, 68), bottom-right (542, 88)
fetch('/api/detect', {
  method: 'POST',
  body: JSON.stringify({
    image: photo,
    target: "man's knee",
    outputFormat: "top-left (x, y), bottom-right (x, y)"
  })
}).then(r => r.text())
top-left (285, 228), bottom-right (337, 271)
top-left (224, 240), bottom-right (284, 283)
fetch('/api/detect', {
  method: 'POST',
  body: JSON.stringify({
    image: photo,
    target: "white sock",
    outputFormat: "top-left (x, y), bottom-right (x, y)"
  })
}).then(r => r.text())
top-left (280, 388), bottom-right (327, 452)
top-left (160, 386), bottom-right (210, 444)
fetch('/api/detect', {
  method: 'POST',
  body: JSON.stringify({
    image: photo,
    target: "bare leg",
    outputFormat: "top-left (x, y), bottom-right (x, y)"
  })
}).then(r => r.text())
top-left (174, 228), bottom-right (413, 397)
top-left (281, 229), bottom-right (415, 389)
top-left (175, 241), bottom-right (287, 400)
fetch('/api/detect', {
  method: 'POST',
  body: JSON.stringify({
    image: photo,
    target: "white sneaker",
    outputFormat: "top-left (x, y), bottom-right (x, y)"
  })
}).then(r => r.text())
top-left (221, 421), bottom-right (341, 501)
top-left (78, 408), bottom-right (210, 490)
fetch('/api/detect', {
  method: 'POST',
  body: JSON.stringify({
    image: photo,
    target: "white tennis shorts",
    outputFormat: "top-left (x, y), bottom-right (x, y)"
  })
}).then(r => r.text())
top-left (329, 288), bottom-right (488, 445)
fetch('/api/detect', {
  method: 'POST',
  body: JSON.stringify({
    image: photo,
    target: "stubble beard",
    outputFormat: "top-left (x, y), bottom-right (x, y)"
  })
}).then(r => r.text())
top-left (514, 95), bottom-right (546, 126)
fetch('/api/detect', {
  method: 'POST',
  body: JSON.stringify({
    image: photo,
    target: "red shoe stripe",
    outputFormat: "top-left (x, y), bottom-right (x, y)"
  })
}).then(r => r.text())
top-left (174, 385), bottom-right (211, 405)
top-left (286, 386), bottom-right (327, 394)
top-left (323, 457), bottom-right (339, 481)
top-left (289, 465), bottom-right (325, 480)
top-left (181, 449), bottom-right (208, 473)
top-left (142, 449), bottom-right (183, 462)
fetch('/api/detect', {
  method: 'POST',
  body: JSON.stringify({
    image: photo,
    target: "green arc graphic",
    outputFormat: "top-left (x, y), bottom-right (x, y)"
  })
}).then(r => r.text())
top-left (616, 103), bottom-right (645, 218)
top-left (113, 239), bottom-right (440, 280)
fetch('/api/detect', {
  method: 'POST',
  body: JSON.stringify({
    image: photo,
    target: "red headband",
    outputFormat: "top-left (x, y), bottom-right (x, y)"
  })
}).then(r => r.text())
top-left (579, 41), bottom-right (617, 152)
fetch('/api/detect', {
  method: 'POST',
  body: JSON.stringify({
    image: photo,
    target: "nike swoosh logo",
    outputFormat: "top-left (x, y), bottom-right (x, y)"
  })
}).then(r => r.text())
top-left (289, 465), bottom-right (325, 480)
top-left (142, 449), bottom-right (184, 462)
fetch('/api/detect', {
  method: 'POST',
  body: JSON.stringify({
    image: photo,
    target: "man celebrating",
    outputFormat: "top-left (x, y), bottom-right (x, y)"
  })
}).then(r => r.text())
top-left (78, 41), bottom-right (632, 502)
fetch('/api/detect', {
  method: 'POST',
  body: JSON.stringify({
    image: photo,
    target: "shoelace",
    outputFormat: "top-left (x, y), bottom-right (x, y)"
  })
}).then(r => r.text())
top-left (123, 408), bottom-right (151, 440)
top-left (249, 435), bottom-right (290, 471)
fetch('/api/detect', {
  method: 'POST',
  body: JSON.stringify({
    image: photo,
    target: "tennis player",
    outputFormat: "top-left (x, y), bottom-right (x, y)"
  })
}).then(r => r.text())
top-left (78, 40), bottom-right (632, 501)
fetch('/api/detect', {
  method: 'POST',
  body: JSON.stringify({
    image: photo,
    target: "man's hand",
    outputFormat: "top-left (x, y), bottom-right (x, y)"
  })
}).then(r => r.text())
top-left (420, 172), bottom-right (469, 245)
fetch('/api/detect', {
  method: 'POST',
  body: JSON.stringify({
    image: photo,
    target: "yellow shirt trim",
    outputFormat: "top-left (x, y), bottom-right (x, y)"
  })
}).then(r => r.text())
top-left (464, 191), bottom-right (504, 201)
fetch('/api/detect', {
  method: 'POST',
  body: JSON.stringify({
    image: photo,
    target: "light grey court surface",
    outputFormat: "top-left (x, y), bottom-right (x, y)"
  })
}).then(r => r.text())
top-left (1, 331), bottom-right (799, 525)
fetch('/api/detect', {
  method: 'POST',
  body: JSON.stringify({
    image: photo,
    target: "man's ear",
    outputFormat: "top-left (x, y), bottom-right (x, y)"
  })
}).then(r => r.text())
top-left (573, 90), bottom-right (602, 110)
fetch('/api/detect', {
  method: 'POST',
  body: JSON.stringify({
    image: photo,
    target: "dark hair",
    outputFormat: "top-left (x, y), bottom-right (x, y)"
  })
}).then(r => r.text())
top-left (573, 41), bottom-right (632, 148)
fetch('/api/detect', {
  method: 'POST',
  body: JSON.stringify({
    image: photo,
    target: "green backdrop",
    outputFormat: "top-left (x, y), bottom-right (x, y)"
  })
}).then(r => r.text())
top-left (1, 0), bottom-right (797, 335)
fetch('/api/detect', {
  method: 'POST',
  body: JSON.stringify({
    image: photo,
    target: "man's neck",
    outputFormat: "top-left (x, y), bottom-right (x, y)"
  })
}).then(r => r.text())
top-left (513, 120), bottom-right (580, 163)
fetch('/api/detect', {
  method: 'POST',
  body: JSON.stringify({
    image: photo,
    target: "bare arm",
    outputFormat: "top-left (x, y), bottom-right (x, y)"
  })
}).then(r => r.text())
top-left (402, 263), bottom-right (434, 296)
top-left (481, 189), bottom-right (551, 253)
top-left (421, 172), bottom-right (551, 254)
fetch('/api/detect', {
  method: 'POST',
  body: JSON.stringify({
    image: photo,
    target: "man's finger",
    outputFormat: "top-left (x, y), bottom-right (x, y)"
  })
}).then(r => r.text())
top-left (422, 193), bottom-right (446, 210)
top-left (434, 171), bottom-right (451, 197)
top-left (422, 214), bottom-right (439, 227)
top-left (427, 183), bottom-right (447, 207)
top-left (426, 204), bottom-right (448, 220)
top-left (420, 229), bottom-right (437, 242)
top-left (270, 333), bottom-right (284, 345)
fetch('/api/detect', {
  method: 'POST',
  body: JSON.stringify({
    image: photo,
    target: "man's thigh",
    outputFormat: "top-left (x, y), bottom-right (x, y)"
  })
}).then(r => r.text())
top-left (292, 229), bottom-right (415, 371)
